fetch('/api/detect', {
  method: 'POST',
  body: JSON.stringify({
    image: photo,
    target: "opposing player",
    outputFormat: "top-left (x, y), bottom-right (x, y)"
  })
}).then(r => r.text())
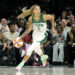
top-left (16, 5), bottom-right (55, 71)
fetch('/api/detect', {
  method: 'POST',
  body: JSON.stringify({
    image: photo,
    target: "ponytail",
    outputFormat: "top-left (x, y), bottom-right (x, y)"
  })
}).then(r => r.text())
top-left (17, 5), bottom-right (39, 19)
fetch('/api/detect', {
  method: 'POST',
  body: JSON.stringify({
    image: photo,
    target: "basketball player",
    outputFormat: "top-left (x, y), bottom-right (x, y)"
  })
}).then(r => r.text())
top-left (16, 5), bottom-right (55, 71)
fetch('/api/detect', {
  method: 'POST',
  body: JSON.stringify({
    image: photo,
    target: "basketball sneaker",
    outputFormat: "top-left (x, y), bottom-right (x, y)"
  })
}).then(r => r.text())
top-left (16, 62), bottom-right (24, 71)
top-left (41, 55), bottom-right (48, 67)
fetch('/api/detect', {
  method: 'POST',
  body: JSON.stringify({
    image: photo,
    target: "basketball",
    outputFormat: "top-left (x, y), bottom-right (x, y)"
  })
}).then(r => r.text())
top-left (13, 37), bottom-right (23, 48)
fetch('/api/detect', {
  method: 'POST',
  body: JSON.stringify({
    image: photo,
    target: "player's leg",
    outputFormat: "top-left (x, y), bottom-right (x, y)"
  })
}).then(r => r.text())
top-left (35, 42), bottom-right (48, 67)
top-left (16, 42), bottom-right (38, 71)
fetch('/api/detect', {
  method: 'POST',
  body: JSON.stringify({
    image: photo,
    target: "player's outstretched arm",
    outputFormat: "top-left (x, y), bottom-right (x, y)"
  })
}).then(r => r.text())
top-left (20, 16), bottom-right (33, 39)
top-left (43, 14), bottom-right (55, 33)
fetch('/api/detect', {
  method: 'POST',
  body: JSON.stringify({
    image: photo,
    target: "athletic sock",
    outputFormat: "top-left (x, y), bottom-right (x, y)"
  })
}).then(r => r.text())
top-left (21, 60), bottom-right (26, 64)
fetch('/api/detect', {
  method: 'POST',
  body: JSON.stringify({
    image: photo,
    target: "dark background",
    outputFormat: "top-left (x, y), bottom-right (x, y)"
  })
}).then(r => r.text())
top-left (0, 0), bottom-right (75, 19)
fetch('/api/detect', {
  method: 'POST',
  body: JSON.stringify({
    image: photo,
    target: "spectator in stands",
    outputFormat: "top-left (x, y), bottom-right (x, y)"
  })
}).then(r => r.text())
top-left (67, 15), bottom-right (75, 27)
top-left (60, 19), bottom-right (70, 42)
top-left (61, 19), bottom-right (71, 32)
top-left (68, 10), bottom-right (73, 16)
top-left (67, 10), bottom-right (73, 19)
top-left (3, 22), bottom-right (21, 65)
top-left (8, 16), bottom-right (19, 32)
top-left (69, 15), bottom-right (75, 23)
top-left (18, 18), bottom-right (27, 33)
top-left (3, 22), bottom-right (19, 41)
top-left (61, 11), bottom-right (67, 20)
top-left (67, 22), bottom-right (75, 66)
top-left (0, 18), bottom-right (9, 33)
top-left (52, 24), bottom-right (66, 65)
top-left (58, 11), bottom-right (67, 22)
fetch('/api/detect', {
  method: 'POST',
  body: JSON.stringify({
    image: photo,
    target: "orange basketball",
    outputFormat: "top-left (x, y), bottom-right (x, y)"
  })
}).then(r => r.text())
top-left (13, 37), bottom-right (23, 48)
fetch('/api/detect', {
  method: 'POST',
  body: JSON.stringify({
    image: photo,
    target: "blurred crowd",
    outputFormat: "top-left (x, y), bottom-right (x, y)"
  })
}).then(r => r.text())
top-left (0, 9), bottom-right (75, 67)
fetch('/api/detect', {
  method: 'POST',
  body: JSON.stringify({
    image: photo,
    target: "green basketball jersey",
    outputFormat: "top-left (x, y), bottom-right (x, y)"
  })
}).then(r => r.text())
top-left (32, 13), bottom-right (47, 42)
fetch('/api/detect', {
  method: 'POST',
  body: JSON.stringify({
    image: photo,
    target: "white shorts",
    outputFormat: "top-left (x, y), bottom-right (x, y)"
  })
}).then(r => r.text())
top-left (26, 41), bottom-right (43, 56)
top-left (26, 33), bottom-right (47, 56)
